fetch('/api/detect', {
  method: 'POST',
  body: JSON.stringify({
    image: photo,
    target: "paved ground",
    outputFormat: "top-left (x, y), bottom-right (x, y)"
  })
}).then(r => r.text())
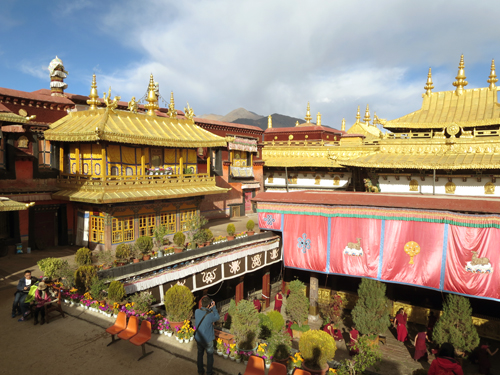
top-left (1, 212), bottom-right (498, 375)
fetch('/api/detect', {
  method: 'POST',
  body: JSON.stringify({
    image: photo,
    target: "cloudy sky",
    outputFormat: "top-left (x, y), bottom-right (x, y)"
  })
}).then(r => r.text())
top-left (2, 0), bottom-right (500, 129)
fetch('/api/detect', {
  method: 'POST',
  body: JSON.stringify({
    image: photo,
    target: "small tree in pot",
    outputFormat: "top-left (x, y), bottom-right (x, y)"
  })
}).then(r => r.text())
top-left (351, 278), bottom-right (391, 340)
top-left (286, 280), bottom-right (310, 334)
top-left (268, 328), bottom-right (292, 362)
top-left (115, 244), bottom-right (131, 263)
top-left (173, 232), bottom-right (186, 253)
top-left (246, 220), bottom-right (255, 235)
top-left (75, 247), bottom-right (93, 266)
top-left (337, 335), bottom-right (382, 375)
top-left (299, 329), bottom-right (337, 374)
top-left (164, 284), bottom-right (195, 330)
top-left (227, 224), bottom-right (236, 240)
top-left (229, 299), bottom-right (261, 351)
top-left (108, 280), bottom-right (126, 303)
top-left (135, 236), bottom-right (153, 260)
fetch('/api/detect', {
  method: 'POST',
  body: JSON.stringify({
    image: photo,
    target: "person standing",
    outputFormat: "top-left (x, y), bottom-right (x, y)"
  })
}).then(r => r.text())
top-left (428, 342), bottom-right (463, 375)
top-left (394, 308), bottom-right (408, 342)
top-left (413, 331), bottom-right (428, 361)
top-left (12, 270), bottom-right (34, 321)
top-left (195, 297), bottom-right (219, 375)
top-left (253, 297), bottom-right (261, 313)
top-left (274, 291), bottom-right (283, 313)
top-left (349, 326), bottom-right (359, 356)
top-left (478, 341), bottom-right (498, 375)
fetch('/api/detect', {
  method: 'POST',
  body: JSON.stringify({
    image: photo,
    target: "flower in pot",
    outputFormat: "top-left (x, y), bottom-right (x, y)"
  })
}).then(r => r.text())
top-left (216, 338), bottom-right (224, 354)
top-left (135, 236), bottom-right (153, 260)
top-left (246, 220), bottom-right (255, 235)
top-left (299, 329), bottom-right (337, 374)
top-left (229, 299), bottom-right (261, 351)
top-left (173, 232), bottom-right (186, 253)
top-left (227, 224), bottom-right (236, 240)
top-left (164, 284), bottom-right (195, 331)
top-left (229, 343), bottom-right (237, 360)
top-left (115, 244), bottom-right (131, 265)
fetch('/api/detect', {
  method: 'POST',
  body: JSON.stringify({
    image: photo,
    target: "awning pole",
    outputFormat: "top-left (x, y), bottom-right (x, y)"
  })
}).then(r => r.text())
top-left (433, 169), bottom-right (436, 195)
top-left (285, 167), bottom-right (289, 193)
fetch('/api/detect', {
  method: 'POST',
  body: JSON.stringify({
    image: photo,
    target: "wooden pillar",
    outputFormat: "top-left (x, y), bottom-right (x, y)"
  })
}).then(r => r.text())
top-left (236, 275), bottom-right (244, 305)
top-left (75, 144), bottom-right (80, 174)
top-left (250, 152), bottom-right (253, 166)
top-left (179, 152), bottom-right (184, 176)
top-left (309, 272), bottom-right (319, 316)
top-left (59, 144), bottom-right (64, 173)
top-left (141, 148), bottom-right (145, 176)
top-left (103, 213), bottom-right (112, 251)
top-left (262, 268), bottom-right (271, 309)
top-left (207, 148), bottom-right (211, 177)
top-left (101, 145), bottom-right (106, 180)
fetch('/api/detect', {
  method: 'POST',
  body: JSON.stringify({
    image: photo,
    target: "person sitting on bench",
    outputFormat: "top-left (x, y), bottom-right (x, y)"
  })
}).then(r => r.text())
top-left (13, 270), bottom-right (37, 321)
top-left (34, 282), bottom-right (52, 325)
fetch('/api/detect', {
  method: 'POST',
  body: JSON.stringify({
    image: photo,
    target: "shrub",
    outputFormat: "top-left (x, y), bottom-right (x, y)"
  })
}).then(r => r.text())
top-left (351, 278), bottom-right (390, 337)
top-left (173, 232), bottom-right (186, 247)
top-left (153, 225), bottom-right (168, 249)
top-left (319, 293), bottom-right (343, 326)
top-left (246, 220), bottom-right (255, 231)
top-left (268, 328), bottom-right (292, 361)
top-left (130, 291), bottom-right (156, 314)
top-left (75, 247), bottom-right (93, 266)
top-left (164, 284), bottom-right (195, 321)
top-left (299, 329), bottom-right (337, 369)
top-left (186, 213), bottom-right (208, 244)
top-left (267, 310), bottom-right (285, 332)
top-left (258, 313), bottom-right (273, 340)
top-left (433, 294), bottom-right (479, 353)
top-left (96, 249), bottom-right (114, 267)
top-left (108, 280), bottom-right (126, 302)
top-left (37, 257), bottom-right (69, 280)
top-left (286, 280), bottom-right (309, 327)
top-left (115, 244), bottom-right (131, 260)
top-left (230, 299), bottom-right (261, 350)
top-left (58, 262), bottom-right (77, 289)
top-left (89, 276), bottom-right (108, 300)
top-left (135, 236), bottom-right (153, 255)
top-left (227, 223), bottom-right (236, 236)
top-left (74, 265), bottom-right (97, 292)
top-left (337, 335), bottom-right (382, 375)
top-left (204, 228), bottom-right (214, 242)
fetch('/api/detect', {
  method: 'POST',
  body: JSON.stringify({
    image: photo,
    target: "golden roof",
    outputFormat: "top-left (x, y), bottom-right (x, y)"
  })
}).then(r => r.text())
top-left (45, 107), bottom-right (228, 147)
top-left (346, 105), bottom-right (383, 140)
top-left (0, 197), bottom-right (33, 211)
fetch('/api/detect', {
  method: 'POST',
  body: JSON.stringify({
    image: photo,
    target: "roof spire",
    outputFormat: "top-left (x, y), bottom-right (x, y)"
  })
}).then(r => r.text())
top-left (452, 54), bottom-right (468, 95)
top-left (488, 59), bottom-right (498, 90)
top-left (363, 104), bottom-right (371, 124)
top-left (144, 74), bottom-right (159, 116)
top-left (267, 115), bottom-right (272, 129)
top-left (87, 74), bottom-right (101, 110)
top-left (167, 91), bottom-right (177, 118)
top-left (341, 118), bottom-right (345, 131)
top-left (355, 105), bottom-right (361, 123)
top-left (305, 102), bottom-right (312, 123)
top-left (424, 67), bottom-right (434, 95)
top-left (316, 112), bottom-right (322, 126)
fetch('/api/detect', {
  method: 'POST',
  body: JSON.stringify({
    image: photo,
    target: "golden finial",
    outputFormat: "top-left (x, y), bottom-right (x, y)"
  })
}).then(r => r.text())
top-left (453, 54), bottom-right (468, 95)
top-left (144, 74), bottom-right (159, 116)
top-left (268, 115), bottom-right (272, 129)
top-left (87, 74), bottom-right (100, 110)
top-left (167, 91), bottom-right (177, 119)
top-left (184, 102), bottom-right (195, 121)
top-left (488, 59), bottom-right (498, 90)
top-left (128, 97), bottom-right (138, 113)
top-left (316, 112), bottom-right (322, 126)
top-left (305, 102), bottom-right (312, 123)
top-left (355, 105), bottom-right (361, 123)
top-left (363, 104), bottom-right (371, 124)
top-left (341, 118), bottom-right (345, 131)
top-left (102, 87), bottom-right (120, 111)
top-left (295, 120), bottom-right (299, 127)
top-left (424, 67), bottom-right (434, 95)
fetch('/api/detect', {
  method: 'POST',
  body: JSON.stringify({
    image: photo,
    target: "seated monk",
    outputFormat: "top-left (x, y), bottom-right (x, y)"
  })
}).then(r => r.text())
top-left (323, 323), bottom-right (343, 341)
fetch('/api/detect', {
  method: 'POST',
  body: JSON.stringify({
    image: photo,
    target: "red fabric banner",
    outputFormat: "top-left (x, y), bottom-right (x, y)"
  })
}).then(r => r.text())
top-left (258, 212), bottom-right (282, 231)
top-left (444, 226), bottom-right (500, 300)
top-left (283, 214), bottom-right (328, 272)
top-left (328, 217), bottom-right (381, 278)
top-left (381, 221), bottom-right (444, 289)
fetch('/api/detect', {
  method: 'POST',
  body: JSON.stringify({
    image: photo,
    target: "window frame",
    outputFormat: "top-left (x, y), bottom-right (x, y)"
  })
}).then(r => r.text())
top-left (90, 216), bottom-right (104, 243)
top-left (139, 213), bottom-right (156, 237)
top-left (160, 211), bottom-right (176, 234)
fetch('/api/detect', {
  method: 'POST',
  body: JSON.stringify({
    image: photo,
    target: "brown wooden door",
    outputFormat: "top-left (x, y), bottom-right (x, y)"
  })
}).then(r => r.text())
top-left (34, 211), bottom-right (56, 249)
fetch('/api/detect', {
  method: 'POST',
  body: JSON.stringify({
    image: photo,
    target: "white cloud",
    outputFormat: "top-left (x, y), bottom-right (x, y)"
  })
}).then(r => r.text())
top-left (19, 60), bottom-right (48, 80)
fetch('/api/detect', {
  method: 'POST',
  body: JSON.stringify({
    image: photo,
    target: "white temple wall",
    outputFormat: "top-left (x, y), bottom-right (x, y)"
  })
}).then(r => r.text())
top-left (264, 171), bottom-right (351, 191)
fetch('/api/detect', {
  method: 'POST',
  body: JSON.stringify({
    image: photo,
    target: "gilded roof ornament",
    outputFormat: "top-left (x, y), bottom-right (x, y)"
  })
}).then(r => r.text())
top-left (317, 112), bottom-right (322, 126)
top-left (128, 97), bottom-right (138, 113)
top-left (355, 106), bottom-right (361, 123)
top-left (341, 118), bottom-right (346, 131)
top-left (363, 104), bottom-right (371, 124)
top-left (453, 54), bottom-right (468, 95)
top-left (87, 74), bottom-right (101, 110)
top-left (167, 91), bottom-right (177, 119)
top-left (184, 102), bottom-right (195, 121)
top-left (487, 59), bottom-right (498, 90)
top-left (268, 115), bottom-right (272, 129)
top-left (305, 102), bottom-right (312, 123)
top-left (144, 74), bottom-right (159, 116)
top-left (295, 120), bottom-right (299, 126)
top-left (424, 67), bottom-right (434, 95)
top-left (102, 87), bottom-right (120, 111)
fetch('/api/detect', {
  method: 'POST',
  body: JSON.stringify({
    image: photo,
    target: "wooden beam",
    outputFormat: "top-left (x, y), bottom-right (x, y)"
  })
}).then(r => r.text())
top-left (75, 145), bottom-right (80, 174)
top-left (101, 145), bottom-right (106, 180)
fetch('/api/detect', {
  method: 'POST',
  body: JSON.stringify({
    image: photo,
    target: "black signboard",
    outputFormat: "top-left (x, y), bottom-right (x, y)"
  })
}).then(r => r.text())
top-left (195, 264), bottom-right (222, 289)
top-left (163, 276), bottom-right (194, 291)
top-left (223, 257), bottom-right (246, 279)
top-left (266, 245), bottom-right (281, 264)
top-left (247, 251), bottom-right (265, 271)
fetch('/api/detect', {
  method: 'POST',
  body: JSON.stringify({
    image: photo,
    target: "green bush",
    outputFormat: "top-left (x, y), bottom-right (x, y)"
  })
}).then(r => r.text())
top-left (130, 291), bottom-right (156, 314)
top-left (204, 228), bottom-right (214, 242)
top-left (74, 265), bottom-right (97, 292)
top-left (164, 284), bottom-right (195, 321)
top-left (286, 280), bottom-right (309, 327)
top-left (258, 313), bottom-right (273, 340)
top-left (337, 335), bottom-right (382, 375)
top-left (96, 249), bottom-right (114, 266)
top-left (246, 220), bottom-right (255, 231)
top-left (37, 257), bottom-right (69, 280)
top-left (230, 299), bottom-right (261, 350)
top-left (89, 276), bottom-right (108, 300)
top-left (75, 247), bottom-right (93, 266)
top-left (108, 280), bottom-right (126, 302)
top-left (268, 328), bottom-right (292, 361)
top-left (267, 310), bottom-right (285, 332)
top-left (299, 329), bottom-right (337, 369)
top-left (135, 236), bottom-right (153, 255)
top-left (173, 232), bottom-right (186, 247)
top-left (115, 244), bottom-right (131, 260)
top-left (227, 223), bottom-right (236, 236)
top-left (351, 279), bottom-right (391, 336)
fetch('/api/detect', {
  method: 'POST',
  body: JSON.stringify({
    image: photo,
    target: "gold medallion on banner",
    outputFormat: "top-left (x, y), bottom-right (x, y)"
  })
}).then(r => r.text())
top-left (404, 241), bottom-right (420, 264)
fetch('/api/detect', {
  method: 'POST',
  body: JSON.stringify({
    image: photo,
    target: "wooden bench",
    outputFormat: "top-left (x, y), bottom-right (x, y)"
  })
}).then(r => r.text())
top-left (214, 329), bottom-right (235, 346)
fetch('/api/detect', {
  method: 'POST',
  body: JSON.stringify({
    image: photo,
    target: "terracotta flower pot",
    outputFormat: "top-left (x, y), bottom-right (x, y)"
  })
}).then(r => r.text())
top-left (302, 362), bottom-right (329, 375)
top-left (174, 247), bottom-right (184, 254)
top-left (169, 321), bottom-right (184, 332)
top-left (247, 231), bottom-right (255, 236)
top-left (133, 258), bottom-right (140, 263)
top-left (142, 255), bottom-right (151, 261)
top-left (102, 265), bottom-right (111, 270)
top-left (227, 235), bottom-right (235, 241)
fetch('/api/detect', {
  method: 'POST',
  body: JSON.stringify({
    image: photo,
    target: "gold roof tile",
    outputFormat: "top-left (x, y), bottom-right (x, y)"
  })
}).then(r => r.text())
top-left (0, 197), bottom-right (33, 211)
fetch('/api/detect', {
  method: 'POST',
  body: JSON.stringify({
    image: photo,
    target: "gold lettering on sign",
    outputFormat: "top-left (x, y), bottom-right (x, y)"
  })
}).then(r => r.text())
top-left (409, 179), bottom-right (419, 191)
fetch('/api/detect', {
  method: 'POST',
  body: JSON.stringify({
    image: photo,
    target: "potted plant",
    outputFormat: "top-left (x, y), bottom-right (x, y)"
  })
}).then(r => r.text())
top-left (115, 244), bottom-right (131, 265)
top-left (153, 225), bottom-right (168, 253)
top-left (135, 236), bottom-right (153, 260)
top-left (164, 284), bottom-right (195, 331)
top-left (351, 278), bottom-right (391, 342)
top-left (268, 328), bottom-right (292, 365)
top-left (336, 335), bottom-right (382, 375)
top-left (229, 299), bottom-right (261, 352)
top-left (173, 231), bottom-right (186, 253)
top-left (299, 329), bottom-right (337, 375)
top-left (130, 245), bottom-right (142, 263)
top-left (185, 213), bottom-right (208, 247)
top-left (319, 293), bottom-right (343, 326)
top-left (286, 280), bottom-right (310, 338)
top-left (96, 249), bottom-right (114, 270)
top-left (37, 257), bottom-right (69, 281)
top-left (89, 276), bottom-right (108, 302)
top-left (216, 338), bottom-right (224, 355)
top-left (227, 223), bottom-right (236, 240)
top-left (107, 280), bottom-right (126, 303)
top-left (74, 265), bottom-right (97, 293)
top-left (130, 291), bottom-right (156, 314)
top-left (75, 247), bottom-right (93, 266)
top-left (246, 220), bottom-right (255, 236)
top-left (204, 228), bottom-right (214, 246)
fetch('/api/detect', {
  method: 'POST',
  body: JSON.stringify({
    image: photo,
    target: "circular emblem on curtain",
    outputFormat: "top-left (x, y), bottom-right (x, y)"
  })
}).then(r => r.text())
top-left (404, 241), bottom-right (420, 264)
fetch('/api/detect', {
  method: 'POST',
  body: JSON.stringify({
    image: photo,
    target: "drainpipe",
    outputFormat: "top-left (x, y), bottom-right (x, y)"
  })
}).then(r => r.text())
top-left (285, 167), bottom-right (289, 193)
top-left (433, 169), bottom-right (436, 195)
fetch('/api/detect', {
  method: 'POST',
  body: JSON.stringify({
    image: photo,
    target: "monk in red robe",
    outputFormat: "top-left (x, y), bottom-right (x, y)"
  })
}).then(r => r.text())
top-left (274, 291), bottom-right (283, 313)
top-left (286, 320), bottom-right (293, 338)
top-left (394, 308), bottom-right (408, 342)
top-left (323, 323), bottom-right (343, 341)
top-left (349, 327), bottom-right (359, 356)
top-left (253, 297), bottom-right (261, 312)
top-left (413, 331), bottom-right (428, 361)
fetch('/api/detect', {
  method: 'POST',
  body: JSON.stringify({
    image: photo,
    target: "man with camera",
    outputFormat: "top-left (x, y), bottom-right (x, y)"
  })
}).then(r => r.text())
top-left (195, 296), bottom-right (220, 375)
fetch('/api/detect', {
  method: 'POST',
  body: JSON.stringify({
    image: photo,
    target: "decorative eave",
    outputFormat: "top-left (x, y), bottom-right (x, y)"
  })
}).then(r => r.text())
top-left (0, 197), bottom-right (34, 211)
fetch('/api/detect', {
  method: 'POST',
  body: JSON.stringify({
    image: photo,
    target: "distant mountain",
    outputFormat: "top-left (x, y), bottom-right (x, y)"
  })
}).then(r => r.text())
top-left (199, 113), bottom-right (224, 121)
top-left (233, 113), bottom-right (316, 130)
top-left (220, 108), bottom-right (263, 123)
